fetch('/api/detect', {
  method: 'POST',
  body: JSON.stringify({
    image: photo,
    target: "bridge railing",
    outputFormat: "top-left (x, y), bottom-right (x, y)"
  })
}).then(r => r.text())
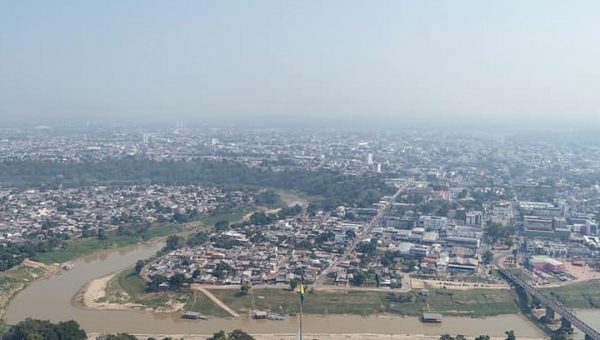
top-left (498, 268), bottom-right (600, 340)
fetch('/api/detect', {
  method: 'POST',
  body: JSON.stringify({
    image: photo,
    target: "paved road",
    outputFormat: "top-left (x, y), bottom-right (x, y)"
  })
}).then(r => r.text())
top-left (315, 183), bottom-right (407, 285)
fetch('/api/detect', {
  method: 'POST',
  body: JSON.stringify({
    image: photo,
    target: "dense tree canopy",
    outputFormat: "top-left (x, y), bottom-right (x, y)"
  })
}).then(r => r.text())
top-left (3, 318), bottom-right (86, 340)
top-left (0, 159), bottom-right (393, 209)
top-left (102, 334), bottom-right (139, 340)
top-left (485, 221), bottom-right (515, 245)
top-left (207, 329), bottom-right (254, 340)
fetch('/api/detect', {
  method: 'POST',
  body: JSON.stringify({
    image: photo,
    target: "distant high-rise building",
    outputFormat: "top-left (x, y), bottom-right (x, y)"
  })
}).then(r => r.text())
top-left (142, 133), bottom-right (149, 144)
top-left (174, 121), bottom-right (187, 134)
top-left (376, 163), bottom-right (382, 173)
top-left (367, 153), bottom-right (374, 165)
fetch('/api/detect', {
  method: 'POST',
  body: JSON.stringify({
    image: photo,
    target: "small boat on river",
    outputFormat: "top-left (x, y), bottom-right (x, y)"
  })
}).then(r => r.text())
top-left (62, 262), bottom-right (75, 271)
top-left (267, 313), bottom-right (285, 320)
top-left (181, 311), bottom-right (209, 320)
top-left (421, 312), bottom-right (443, 323)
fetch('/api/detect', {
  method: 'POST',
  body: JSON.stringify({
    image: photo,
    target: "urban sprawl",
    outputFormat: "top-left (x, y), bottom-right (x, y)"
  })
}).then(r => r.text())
top-left (2, 126), bottom-right (600, 292)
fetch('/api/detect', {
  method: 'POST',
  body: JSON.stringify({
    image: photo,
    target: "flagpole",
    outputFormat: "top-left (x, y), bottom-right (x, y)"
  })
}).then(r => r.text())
top-left (298, 279), bottom-right (304, 340)
top-left (299, 293), bottom-right (303, 340)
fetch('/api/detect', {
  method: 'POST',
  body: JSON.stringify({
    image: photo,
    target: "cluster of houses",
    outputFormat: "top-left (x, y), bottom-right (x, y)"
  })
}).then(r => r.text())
top-left (148, 241), bottom-right (330, 286)
top-left (0, 185), bottom-right (241, 242)
top-left (149, 197), bottom-right (492, 287)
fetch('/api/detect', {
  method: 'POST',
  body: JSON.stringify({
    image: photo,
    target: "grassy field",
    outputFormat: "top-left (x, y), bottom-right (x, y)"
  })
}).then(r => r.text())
top-left (185, 290), bottom-right (231, 318)
top-left (209, 287), bottom-right (520, 318)
top-left (0, 265), bottom-right (46, 315)
top-left (33, 224), bottom-right (182, 264)
top-left (542, 280), bottom-right (600, 309)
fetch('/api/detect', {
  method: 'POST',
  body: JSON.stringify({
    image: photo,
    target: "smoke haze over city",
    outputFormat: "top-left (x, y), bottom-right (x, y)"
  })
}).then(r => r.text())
top-left (1, 1), bottom-right (599, 129)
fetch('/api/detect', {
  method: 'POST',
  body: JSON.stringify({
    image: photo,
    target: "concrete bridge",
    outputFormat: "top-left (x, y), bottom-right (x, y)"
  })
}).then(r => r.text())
top-left (499, 268), bottom-right (600, 340)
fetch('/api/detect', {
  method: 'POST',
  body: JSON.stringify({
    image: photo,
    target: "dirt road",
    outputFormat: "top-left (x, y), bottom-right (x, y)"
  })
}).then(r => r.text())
top-left (192, 285), bottom-right (239, 318)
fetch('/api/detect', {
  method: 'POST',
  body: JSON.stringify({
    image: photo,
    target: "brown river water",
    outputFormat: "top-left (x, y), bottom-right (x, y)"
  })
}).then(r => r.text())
top-left (4, 242), bottom-right (597, 337)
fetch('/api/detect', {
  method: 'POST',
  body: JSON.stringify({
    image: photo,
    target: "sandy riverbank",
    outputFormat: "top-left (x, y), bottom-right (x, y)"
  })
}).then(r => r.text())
top-left (78, 272), bottom-right (186, 312)
top-left (78, 273), bottom-right (143, 311)
top-left (22, 259), bottom-right (61, 273)
top-left (87, 333), bottom-right (546, 340)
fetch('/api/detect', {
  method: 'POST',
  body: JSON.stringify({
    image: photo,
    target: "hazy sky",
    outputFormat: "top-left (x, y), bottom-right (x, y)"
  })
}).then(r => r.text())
top-left (1, 1), bottom-right (599, 127)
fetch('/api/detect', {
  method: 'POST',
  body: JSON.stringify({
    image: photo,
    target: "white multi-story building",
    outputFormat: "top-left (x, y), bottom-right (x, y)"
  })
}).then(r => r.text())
top-left (419, 215), bottom-right (448, 230)
top-left (367, 153), bottom-right (374, 165)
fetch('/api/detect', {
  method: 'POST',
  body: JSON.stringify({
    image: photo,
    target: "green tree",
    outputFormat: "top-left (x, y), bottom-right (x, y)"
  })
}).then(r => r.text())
top-left (135, 260), bottom-right (145, 274)
top-left (351, 272), bottom-right (367, 286)
top-left (407, 260), bottom-right (418, 272)
top-left (474, 336), bottom-right (490, 340)
top-left (289, 278), bottom-right (299, 291)
top-left (4, 318), bottom-right (87, 340)
top-left (97, 228), bottom-right (107, 241)
top-left (207, 331), bottom-right (227, 340)
top-left (482, 250), bottom-right (494, 265)
top-left (214, 262), bottom-right (234, 280)
top-left (228, 329), bottom-right (255, 340)
top-left (505, 330), bottom-right (516, 340)
top-left (215, 220), bottom-right (230, 232)
top-left (345, 229), bottom-right (356, 239)
top-left (206, 329), bottom-right (254, 340)
top-left (55, 320), bottom-right (87, 340)
top-left (240, 283), bottom-right (251, 295)
top-left (147, 274), bottom-right (168, 292)
top-left (165, 235), bottom-right (184, 251)
top-left (486, 222), bottom-right (515, 245)
top-left (439, 335), bottom-right (454, 340)
top-left (169, 273), bottom-right (187, 291)
top-left (186, 231), bottom-right (209, 247)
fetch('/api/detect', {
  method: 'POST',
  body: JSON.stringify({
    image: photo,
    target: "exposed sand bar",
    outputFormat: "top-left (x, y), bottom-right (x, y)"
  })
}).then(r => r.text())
top-left (79, 272), bottom-right (144, 311)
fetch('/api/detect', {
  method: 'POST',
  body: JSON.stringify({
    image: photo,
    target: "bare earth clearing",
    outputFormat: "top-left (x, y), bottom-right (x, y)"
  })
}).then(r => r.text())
top-left (22, 259), bottom-right (60, 273)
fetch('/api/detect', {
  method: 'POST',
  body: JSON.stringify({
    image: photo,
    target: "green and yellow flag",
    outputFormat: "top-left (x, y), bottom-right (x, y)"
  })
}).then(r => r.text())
top-left (299, 283), bottom-right (305, 306)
